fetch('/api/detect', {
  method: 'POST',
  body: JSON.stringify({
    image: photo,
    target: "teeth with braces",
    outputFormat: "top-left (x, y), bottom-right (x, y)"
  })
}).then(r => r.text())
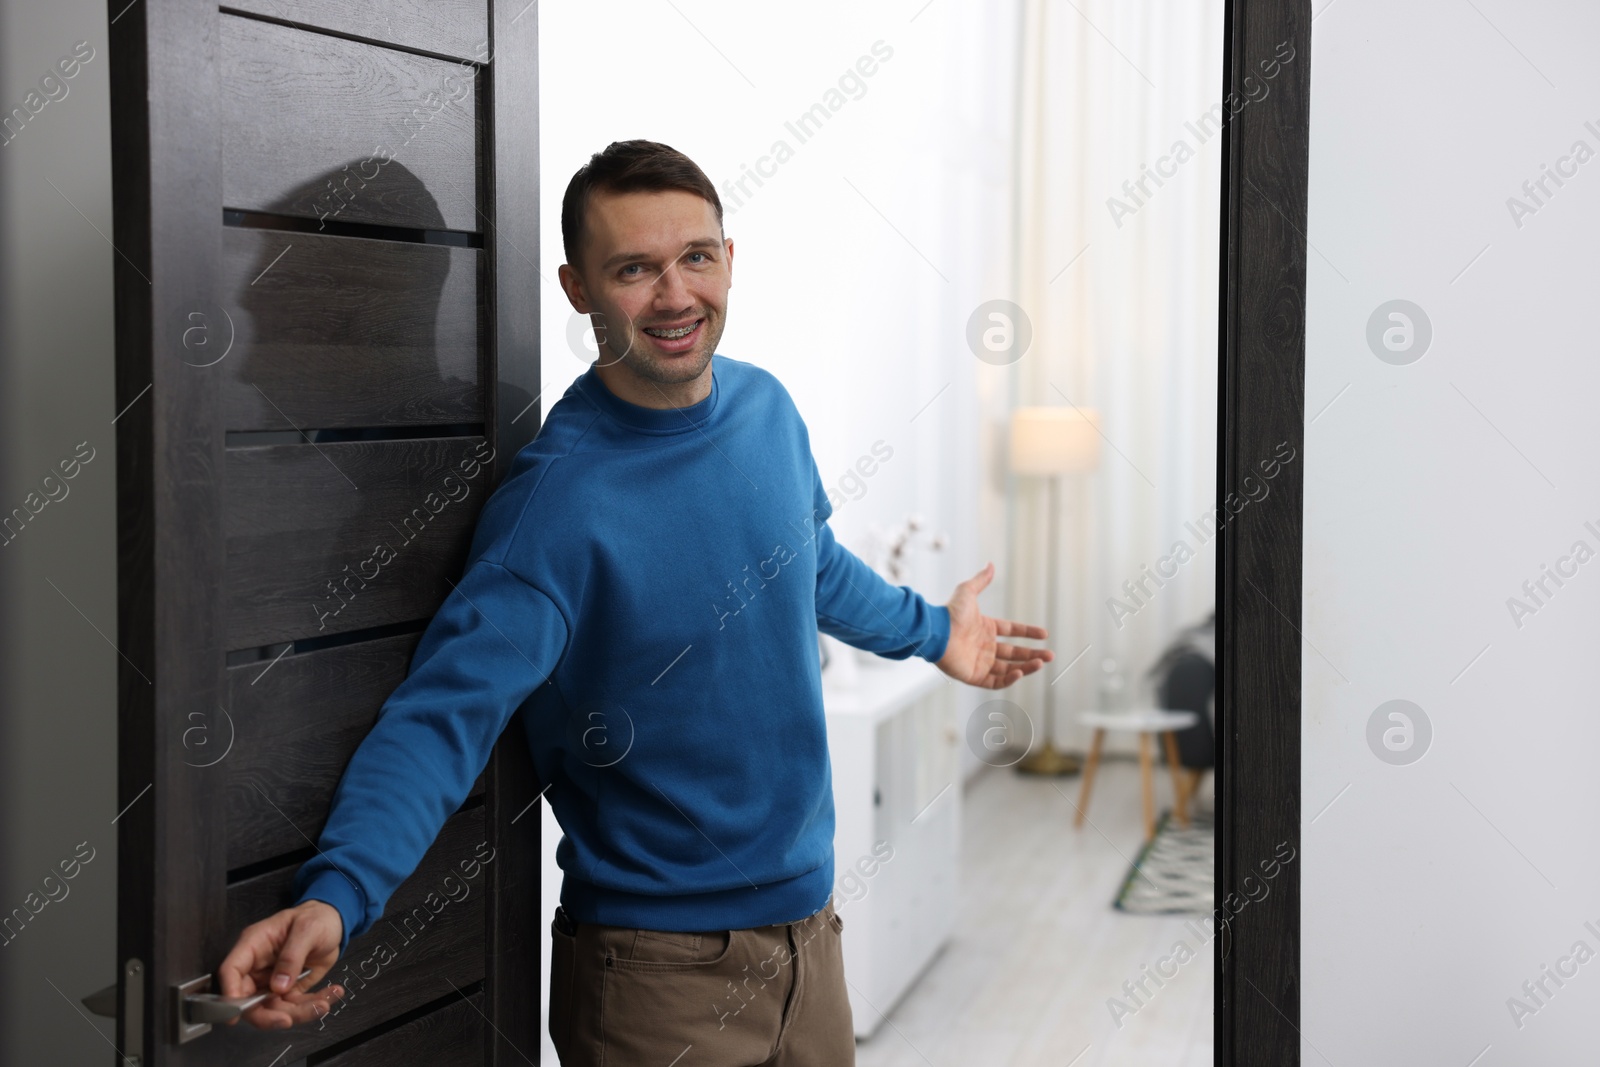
top-left (644, 322), bottom-right (698, 339)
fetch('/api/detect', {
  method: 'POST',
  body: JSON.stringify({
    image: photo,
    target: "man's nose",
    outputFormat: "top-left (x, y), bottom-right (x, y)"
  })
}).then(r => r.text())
top-left (652, 258), bottom-right (694, 309)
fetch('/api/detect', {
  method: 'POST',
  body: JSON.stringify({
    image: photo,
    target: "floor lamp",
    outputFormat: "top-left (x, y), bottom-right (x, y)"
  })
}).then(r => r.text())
top-left (1009, 406), bottom-right (1101, 776)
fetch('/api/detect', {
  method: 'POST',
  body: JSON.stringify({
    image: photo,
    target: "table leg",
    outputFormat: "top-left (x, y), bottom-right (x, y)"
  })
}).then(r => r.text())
top-left (1138, 732), bottom-right (1155, 841)
top-left (1162, 731), bottom-right (1189, 827)
top-left (1074, 728), bottom-right (1105, 827)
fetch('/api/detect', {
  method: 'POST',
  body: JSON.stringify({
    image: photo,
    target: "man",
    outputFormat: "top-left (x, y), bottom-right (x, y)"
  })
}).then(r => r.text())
top-left (219, 140), bottom-right (1052, 1064)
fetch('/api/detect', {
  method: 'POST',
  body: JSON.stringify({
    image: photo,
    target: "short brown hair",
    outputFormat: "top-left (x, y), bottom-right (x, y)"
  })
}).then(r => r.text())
top-left (560, 139), bottom-right (724, 268)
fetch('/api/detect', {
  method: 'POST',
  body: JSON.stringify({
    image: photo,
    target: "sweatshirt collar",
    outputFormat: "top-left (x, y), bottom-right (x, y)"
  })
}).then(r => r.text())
top-left (575, 356), bottom-right (721, 436)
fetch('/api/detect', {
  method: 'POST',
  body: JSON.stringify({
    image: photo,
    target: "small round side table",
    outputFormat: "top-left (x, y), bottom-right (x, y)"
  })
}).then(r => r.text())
top-left (1074, 708), bottom-right (1199, 841)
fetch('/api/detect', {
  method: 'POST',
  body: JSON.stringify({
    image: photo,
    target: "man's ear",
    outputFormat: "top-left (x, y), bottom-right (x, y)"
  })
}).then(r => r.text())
top-left (557, 262), bottom-right (591, 313)
top-left (724, 236), bottom-right (734, 284)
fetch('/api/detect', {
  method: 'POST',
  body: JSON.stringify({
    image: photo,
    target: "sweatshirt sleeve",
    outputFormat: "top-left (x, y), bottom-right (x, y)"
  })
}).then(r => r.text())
top-left (292, 557), bottom-right (568, 955)
top-left (814, 523), bottom-right (951, 663)
top-left (808, 459), bottom-right (950, 663)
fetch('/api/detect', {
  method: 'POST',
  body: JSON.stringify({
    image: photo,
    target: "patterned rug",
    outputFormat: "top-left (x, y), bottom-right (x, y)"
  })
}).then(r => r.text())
top-left (1112, 809), bottom-right (1214, 914)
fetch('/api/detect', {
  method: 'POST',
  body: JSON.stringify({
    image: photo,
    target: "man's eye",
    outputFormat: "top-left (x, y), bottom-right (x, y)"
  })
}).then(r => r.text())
top-left (688, 252), bottom-right (709, 264)
top-left (620, 264), bottom-right (643, 277)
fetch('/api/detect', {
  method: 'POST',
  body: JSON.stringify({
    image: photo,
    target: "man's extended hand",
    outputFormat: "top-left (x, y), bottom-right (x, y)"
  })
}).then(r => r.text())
top-left (217, 900), bottom-right (346, 1030)
top-left (936, 562), bottom-right (1054, 688)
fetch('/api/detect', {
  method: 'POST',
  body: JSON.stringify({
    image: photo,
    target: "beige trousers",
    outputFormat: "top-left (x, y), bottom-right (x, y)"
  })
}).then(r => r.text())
top-left (548, 899), bottom-right (855, 1066)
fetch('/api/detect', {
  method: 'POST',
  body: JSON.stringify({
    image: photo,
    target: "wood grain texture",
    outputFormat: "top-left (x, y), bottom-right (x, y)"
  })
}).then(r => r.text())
top-left (216, 808), bottom-right (487, 1061)
top-left (220, 226), bottom-right (483, 431)
top-left (110, 0), bottom-right (233, 1059)
top-left (223, 0), bottom-right (490, 63)
top-left (484, 2), bottom-right (545, 1061)
top-left (220, 13), bottom-right (479, 231)
top-left (1215, 0), bottom-right (1310, 1062)
top-left (223, 435), bottom-right (490, 649)
top-left (115, 0), bottom-right (531, 1059)
top-left (318, 993), bottom-right (486, 1067)
top-left (223, 631), bottom-right (486, 870)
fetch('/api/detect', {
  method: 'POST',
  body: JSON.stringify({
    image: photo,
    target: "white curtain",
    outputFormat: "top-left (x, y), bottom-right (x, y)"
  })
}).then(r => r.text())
top-left (1007, 0), bottom-right (1224, 752)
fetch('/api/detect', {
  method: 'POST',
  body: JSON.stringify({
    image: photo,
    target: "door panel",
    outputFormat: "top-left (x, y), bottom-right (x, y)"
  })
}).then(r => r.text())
top-left (223, 435), bottom-right (487, 648)
top-left (220, 14), bottom-right (481, 230)
top-left (223, 631), bottom-right (485, 870)
top-left (219, 228), bottom-right (484, 432)
top-left (319, 994), bottom-right (486, 1067)
top-left (216, 809), bottom-right (488, 1059)
top-left (224, 0), bottom-right (491, 63)
top-left (109, 0), bottom-right (539, 1060)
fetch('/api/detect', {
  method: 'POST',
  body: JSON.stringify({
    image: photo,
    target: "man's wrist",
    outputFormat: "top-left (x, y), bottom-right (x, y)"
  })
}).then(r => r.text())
top-left (922, 604), bottom-right (953, 663)
top-left (296, 869), bottom-right (364, 956)
top-left (295, 898), bottom-right (345, 960)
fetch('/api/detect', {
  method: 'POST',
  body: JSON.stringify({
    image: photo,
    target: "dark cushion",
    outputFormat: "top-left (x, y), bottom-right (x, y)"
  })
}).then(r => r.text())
top-left (1157, 651), bottom-right (1214, 769)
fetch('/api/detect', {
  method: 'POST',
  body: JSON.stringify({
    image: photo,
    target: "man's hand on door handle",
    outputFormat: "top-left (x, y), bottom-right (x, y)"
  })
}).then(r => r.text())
top-left (217, 899), bottom-right (346, 1029)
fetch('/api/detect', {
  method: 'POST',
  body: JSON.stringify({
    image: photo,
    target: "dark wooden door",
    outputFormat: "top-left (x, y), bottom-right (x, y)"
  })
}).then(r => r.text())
top-left (107, 0), bottom-right (541, 1062)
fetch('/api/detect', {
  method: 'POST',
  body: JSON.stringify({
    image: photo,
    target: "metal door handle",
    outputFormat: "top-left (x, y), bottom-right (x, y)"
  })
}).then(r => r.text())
top-left (82, 981), bottom-right (118, 1018)
top-left (185, 968), bottom-right (312, 1022)
top-left (81, 960), bottom-right (144, 1064)
top-left (174, 968), bottom-right (312, 1042)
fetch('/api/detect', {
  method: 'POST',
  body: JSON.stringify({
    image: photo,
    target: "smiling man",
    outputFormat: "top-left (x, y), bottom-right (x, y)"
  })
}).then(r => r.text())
top-left (219, 140), bottom-right (1052, 1064)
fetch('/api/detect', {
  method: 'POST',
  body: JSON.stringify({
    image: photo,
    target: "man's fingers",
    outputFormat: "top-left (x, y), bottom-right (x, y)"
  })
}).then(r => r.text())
top-left (962, 561), bottom-right (996, 595)
top-left (994, 641), bottom-right (1052, 663)
top-left (239, 1003), bottom-right (291, 1030)
top-left (992, 616), bottom-right (1049, 641)
top-left (974, 659), bottom-right (1013, 689)
top-left (272, 916), bottom-right (325, 995)
top-left (218, 919), bottom-right (284, 998)
top-left (279, 985), bottom-right (346, 1025)
top-left (985, 669), bottom-right (1022, 690)
top-left (240, 999), bottom-right (304, 1031)
top-left (983, 658), bottom-right (1042, 689)
top-left (240, 985), bottom-right (345, 1031)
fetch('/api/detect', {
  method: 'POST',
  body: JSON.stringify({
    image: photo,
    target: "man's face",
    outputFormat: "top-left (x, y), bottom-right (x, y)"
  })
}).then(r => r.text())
top-left (559, 188), bottom-right (733, 389)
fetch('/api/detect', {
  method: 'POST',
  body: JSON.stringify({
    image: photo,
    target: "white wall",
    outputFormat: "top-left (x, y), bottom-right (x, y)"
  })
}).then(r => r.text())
top-left (1304, 1), bottom-right (1600, 1060)
top-left (537, 0), bottom-right (1023, 780)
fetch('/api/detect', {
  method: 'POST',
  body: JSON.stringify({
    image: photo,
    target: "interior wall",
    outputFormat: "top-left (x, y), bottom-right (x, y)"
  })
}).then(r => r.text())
top-left (0, 0), bottom-right (119, 1063)
top-left (1304, 0), bottom-right (1600, 1060)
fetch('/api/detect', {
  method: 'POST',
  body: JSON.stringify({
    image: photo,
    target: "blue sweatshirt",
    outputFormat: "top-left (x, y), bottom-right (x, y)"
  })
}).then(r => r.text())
top-left (293, 354), bottom-right (952, 953)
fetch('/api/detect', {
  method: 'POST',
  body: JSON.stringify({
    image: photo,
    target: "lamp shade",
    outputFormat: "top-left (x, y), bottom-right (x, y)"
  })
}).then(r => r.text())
top-left (1008, 406), bottom-right (1102, 475)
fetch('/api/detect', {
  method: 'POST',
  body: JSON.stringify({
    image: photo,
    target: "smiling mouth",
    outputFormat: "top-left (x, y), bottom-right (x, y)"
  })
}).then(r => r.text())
top-left (642, 319), bottom-right (702, 340)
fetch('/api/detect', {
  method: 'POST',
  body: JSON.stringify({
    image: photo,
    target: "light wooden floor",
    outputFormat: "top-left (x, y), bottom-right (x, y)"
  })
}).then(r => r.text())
top-left (853, 760), bottom-right (1214, 1067)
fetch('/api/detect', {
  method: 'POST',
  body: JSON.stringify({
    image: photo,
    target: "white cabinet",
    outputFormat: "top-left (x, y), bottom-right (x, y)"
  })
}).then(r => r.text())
top-left (823, 658), bottom-right (961, 1039)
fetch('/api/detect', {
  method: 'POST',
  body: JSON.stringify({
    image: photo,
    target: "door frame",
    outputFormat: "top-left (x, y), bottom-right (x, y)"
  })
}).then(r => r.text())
top-left (481, 0), bottom-right (544, 1060)
top-left (1215, 0), bottom-right (1310, 1061)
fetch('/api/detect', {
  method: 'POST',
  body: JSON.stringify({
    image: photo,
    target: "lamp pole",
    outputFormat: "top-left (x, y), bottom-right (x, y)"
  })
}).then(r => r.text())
top-left (1016, 471), bottom-right (1082, 776)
